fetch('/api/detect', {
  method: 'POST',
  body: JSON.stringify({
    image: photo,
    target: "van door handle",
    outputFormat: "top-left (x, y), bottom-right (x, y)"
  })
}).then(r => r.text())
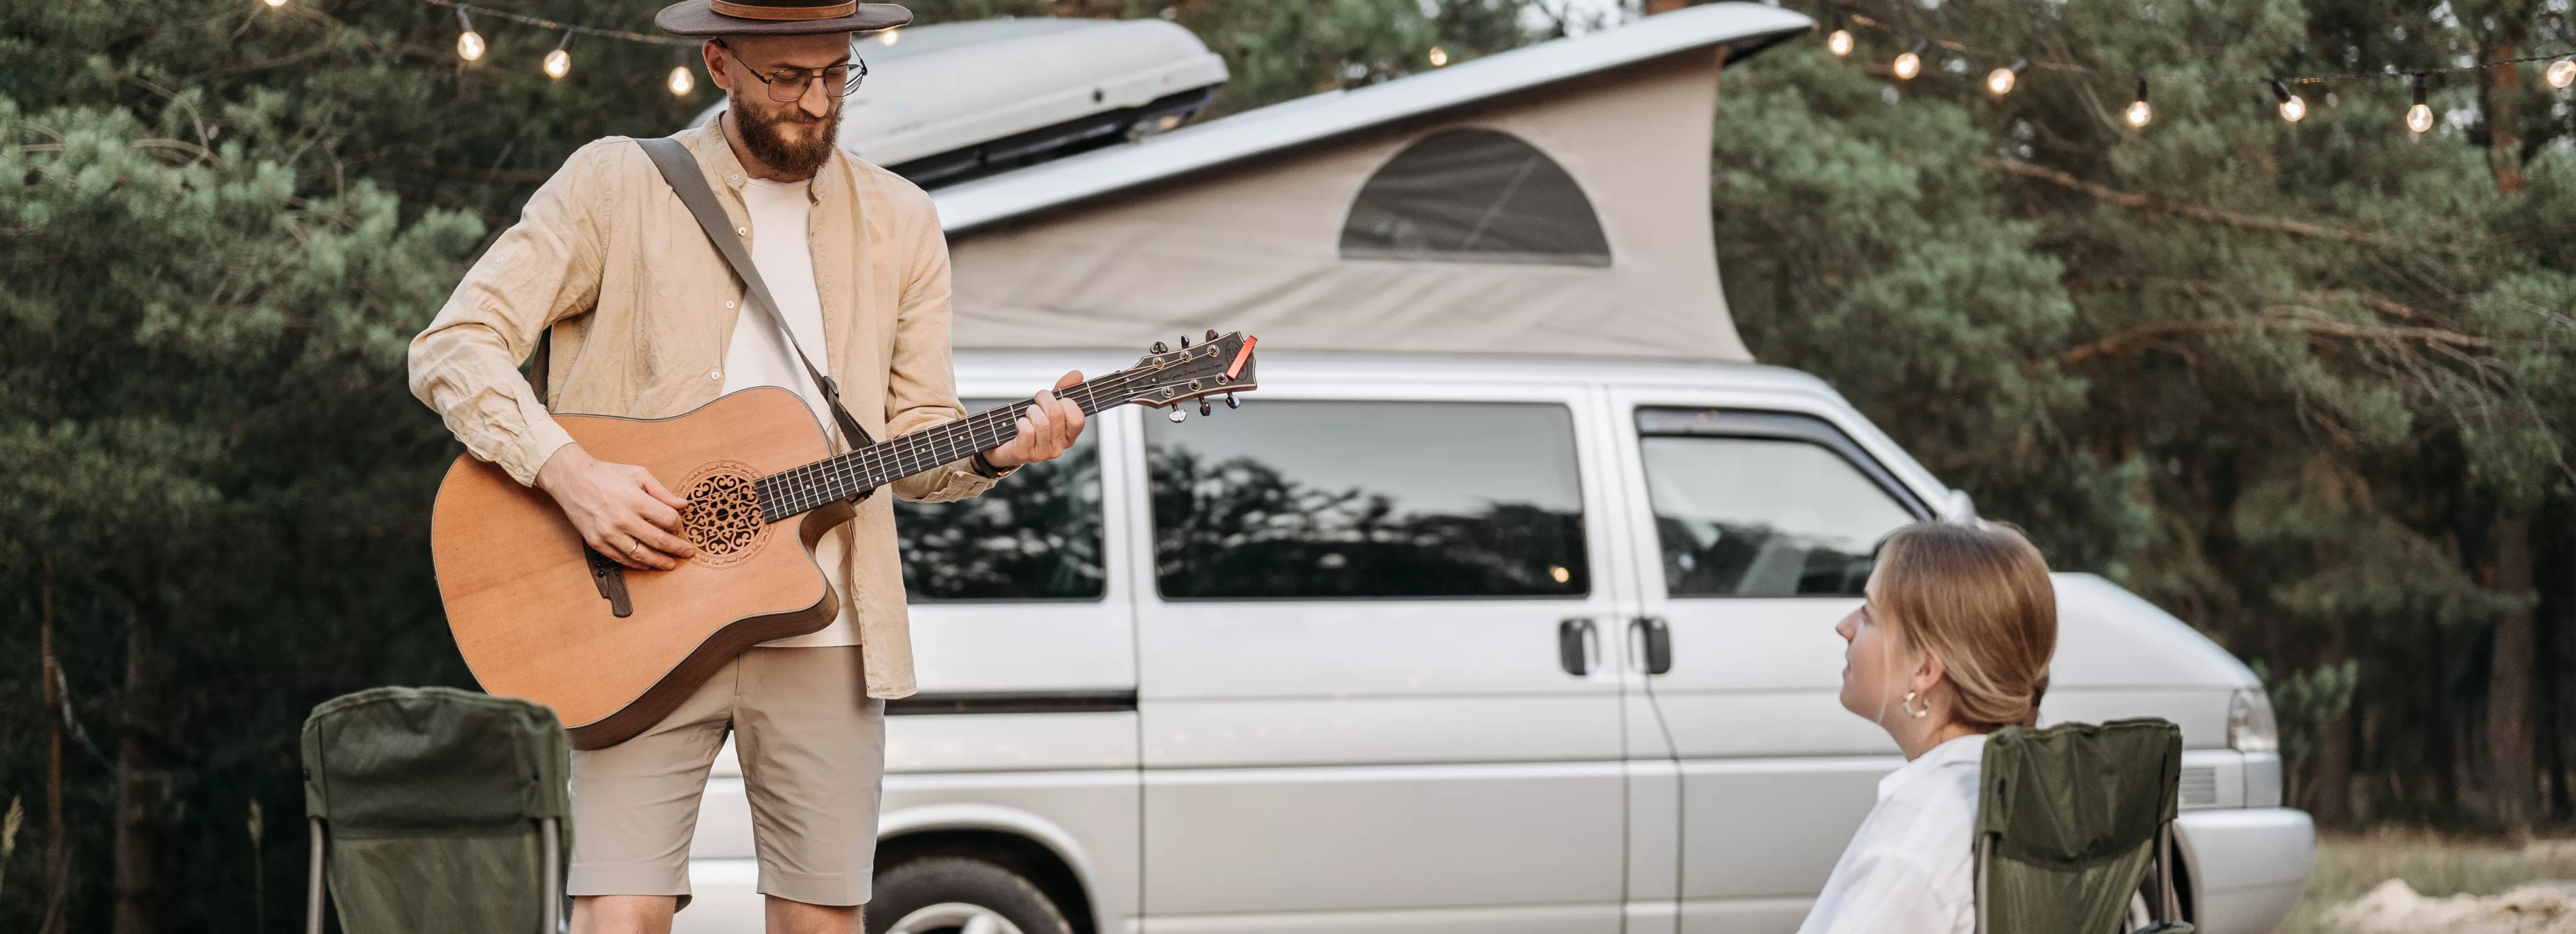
top-left (1632, 616), bottom-right (1672, 675)
top-left (1558, 617), bottom-right (1597, 676)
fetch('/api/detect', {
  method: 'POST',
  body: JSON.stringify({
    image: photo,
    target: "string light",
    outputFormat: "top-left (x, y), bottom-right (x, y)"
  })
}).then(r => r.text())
top-left (1986, 58), bottom-right (2029, 96)
top-left (1429, 47), bottom-right (1448, 67)
top-left (543, 31), bottom-right (574, 80)
top-left (667, 48), bottom-right (696, 97)
top-left (2269, 78), bottom-right (2305, 123)
top-left (2406, 73), bottom-right (2433, 134)
top-left (1817, 14), bottom-right (2576, 144)
top-left (878, 27), bottom-right (901, 46)
top-left (1892, 39), bottom-right (1927, 81)
top-left (262, 0), bottom-right (287, 7)
top-left (454, 9), bottom-right (486, 62)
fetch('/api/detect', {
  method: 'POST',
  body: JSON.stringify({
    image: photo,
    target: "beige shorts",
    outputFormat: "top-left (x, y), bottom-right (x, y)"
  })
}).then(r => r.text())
top-left (567, 646), bottom-right (886, 907)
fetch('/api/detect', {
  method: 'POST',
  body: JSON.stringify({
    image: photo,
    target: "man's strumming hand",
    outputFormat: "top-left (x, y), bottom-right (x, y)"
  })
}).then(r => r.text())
top-left (535, 443), bottom-right (697, 571)
top-left (984, 371), bottom-right (1088, 469)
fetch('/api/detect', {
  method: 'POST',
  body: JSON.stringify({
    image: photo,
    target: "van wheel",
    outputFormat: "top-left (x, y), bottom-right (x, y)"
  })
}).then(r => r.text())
top-left (869, 856), bottom-right (1074, 934)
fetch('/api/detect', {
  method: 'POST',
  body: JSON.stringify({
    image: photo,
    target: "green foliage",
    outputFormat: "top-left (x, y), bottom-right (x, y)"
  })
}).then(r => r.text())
top-left (2254, 658), bottom-right (2361, 809)
top-left (1725, 0), bottom-right (2576, 825)
top-left (0, 90), bottom-right (488, 929)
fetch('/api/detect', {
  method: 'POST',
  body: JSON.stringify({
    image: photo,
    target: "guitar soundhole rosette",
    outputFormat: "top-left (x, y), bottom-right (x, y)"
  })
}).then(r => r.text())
top-left (680, 462), bottom-right (768, 568)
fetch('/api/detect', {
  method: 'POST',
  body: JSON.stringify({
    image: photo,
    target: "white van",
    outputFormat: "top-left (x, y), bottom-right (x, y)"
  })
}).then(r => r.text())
top-left (674, 350), bottom-right (2316, 934)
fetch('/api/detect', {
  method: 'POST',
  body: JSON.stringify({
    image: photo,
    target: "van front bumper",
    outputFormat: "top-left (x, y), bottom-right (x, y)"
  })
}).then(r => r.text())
top-left (2175, 807), bottom-right (2315, 934)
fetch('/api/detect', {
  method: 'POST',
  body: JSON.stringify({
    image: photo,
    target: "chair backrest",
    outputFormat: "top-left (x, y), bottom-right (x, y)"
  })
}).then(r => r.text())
top-left (1974, 718), bottom-right (2186, 934)
top-left (300, 686), bottom-right (570, 934)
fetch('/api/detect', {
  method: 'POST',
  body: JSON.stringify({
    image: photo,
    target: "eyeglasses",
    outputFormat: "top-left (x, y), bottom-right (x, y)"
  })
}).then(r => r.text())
top-left (712, 39), bottom-right (866, 103)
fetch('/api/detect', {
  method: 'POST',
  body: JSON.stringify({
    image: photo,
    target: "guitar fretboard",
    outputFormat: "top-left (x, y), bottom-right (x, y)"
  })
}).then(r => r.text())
top-left (753, 367), bottom-right (1158, 521)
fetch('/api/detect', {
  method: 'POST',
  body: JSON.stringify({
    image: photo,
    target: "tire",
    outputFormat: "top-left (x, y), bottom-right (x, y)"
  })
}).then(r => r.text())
top-left (867, 856), bottom-right (1075, 934)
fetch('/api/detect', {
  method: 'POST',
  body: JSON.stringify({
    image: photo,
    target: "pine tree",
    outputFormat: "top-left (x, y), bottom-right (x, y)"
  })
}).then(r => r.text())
top-left (1722, 0), bottom-right (2576, 829)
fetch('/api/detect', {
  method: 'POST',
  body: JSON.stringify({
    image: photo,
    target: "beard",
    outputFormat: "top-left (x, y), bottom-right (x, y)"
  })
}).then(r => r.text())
top-left (731, 90), bottom-right (841, 177)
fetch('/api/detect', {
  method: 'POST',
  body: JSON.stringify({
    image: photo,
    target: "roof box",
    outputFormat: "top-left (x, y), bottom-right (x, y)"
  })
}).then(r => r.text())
top-left (694, 17), bottom-right (1228, 188)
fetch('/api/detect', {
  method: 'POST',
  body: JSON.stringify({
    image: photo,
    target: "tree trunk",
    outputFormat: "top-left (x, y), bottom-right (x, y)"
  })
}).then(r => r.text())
top-left (111, 599), bottom-right (162, 934)
top-left (2489, 516), bottom-right (2539, 833)
top-left (2483, 39), bottom-right (2524, 193)
top-left (41, 560), bottom-right (66, 934)
top-left (2314, 700), bottom-right (2356, 829)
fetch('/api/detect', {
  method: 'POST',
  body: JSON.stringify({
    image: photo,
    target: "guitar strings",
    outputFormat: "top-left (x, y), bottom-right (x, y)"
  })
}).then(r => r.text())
top-left (751, 358), bottom-right (1212, 519)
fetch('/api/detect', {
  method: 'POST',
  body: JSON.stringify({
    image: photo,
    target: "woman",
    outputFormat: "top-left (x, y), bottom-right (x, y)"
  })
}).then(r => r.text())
top-left (1797, 522), bottom-right (2058, 934)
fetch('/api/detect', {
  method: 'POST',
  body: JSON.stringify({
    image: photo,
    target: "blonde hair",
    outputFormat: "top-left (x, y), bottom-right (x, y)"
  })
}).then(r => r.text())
top-left (1874, 522), bottom-right (2057, 730)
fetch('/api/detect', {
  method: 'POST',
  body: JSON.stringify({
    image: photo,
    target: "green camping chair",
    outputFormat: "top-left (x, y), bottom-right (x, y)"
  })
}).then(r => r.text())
top-left (300, 686), bottom-right (570, 934)
top-left (1975, 718), bottom-right (2192, 934)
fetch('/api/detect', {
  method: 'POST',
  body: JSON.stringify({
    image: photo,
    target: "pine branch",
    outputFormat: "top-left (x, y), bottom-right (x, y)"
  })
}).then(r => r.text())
top-left (2057, 316), bottom-right (2496, 366)
top-left (1985, 158), bottom-right (2402, 250)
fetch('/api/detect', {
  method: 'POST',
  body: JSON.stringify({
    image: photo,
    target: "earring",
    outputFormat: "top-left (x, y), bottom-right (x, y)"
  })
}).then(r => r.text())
top-left (1902, 690), bottom-right (1929, 719)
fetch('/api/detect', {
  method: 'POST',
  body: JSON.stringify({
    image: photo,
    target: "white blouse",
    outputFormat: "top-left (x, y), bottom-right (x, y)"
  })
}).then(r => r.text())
top-left (1797, 733), bottom-right (1987, 934)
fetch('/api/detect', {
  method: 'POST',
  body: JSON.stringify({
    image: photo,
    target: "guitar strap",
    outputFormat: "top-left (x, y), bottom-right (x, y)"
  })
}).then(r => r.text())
top-left (634, 134), bottom-right (878, 455)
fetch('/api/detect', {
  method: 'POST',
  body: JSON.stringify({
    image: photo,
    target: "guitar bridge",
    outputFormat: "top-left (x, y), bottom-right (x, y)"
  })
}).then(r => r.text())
top-left (585, 546), bottom-right (634, 618)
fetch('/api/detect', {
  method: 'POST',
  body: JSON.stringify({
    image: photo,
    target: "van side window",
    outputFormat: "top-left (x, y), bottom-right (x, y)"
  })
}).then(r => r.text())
top-left (896, 399), bottom-right (1105, 601)
top-left (1149, 401), bottom-right (1589, 599)
top-left (1634, 408), bottom-right (1920, 598)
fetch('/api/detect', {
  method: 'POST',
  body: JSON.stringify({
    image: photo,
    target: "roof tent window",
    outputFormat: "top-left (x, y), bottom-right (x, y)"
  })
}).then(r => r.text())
top-left (1339, 128), bottom-right (1611, 267)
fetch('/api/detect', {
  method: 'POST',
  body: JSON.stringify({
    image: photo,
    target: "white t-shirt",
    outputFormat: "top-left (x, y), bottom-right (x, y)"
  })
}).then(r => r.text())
top-left (1797, 733), bottom-right (1986, 934)
top-left (720, 177), bottom-right (855, 648)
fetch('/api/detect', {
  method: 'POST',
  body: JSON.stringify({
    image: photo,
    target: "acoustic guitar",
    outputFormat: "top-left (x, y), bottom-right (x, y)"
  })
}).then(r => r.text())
top-left (432, 332), bottom-right (1258, 749)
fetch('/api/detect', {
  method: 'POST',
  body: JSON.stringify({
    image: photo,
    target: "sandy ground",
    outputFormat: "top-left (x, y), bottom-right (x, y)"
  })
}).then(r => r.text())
top-left (2322, 879), bottom-right (2576, 933)
top-left (2286, 836), bottom-right (2576, 934)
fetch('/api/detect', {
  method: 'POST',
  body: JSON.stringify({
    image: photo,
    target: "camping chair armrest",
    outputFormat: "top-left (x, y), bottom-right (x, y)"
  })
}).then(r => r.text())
top-left (306, 818), bottom-right (327, 934)
top-left (540, 816), bottom-right (563, 934)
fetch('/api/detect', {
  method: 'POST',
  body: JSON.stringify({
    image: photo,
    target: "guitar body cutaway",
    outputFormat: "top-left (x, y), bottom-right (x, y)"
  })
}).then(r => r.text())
top-left (431, 387), bottom-right (854, 750)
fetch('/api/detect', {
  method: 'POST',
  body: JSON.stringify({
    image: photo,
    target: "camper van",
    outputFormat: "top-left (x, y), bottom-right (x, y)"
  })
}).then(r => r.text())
top-left (672, 6), bottom-right (2315, 933)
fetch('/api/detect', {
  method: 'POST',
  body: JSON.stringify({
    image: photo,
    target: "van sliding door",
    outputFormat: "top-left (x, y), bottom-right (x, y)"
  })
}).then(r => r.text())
top-left (1131, 385), bottom-right (1632, 934)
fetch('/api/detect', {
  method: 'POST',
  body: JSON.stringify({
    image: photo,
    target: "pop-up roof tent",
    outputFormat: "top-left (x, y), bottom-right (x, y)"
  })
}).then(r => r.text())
top-left (930, 3), bottom-right (1814, 361)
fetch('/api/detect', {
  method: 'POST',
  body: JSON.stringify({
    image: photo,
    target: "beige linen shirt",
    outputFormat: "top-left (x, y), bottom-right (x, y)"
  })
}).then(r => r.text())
top-left (409, 123), bottom-right (996, 699)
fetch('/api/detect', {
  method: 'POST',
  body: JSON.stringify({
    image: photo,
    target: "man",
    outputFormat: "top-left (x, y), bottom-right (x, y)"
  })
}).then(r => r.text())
top-left (406, 1), bottom-right (1086, 932)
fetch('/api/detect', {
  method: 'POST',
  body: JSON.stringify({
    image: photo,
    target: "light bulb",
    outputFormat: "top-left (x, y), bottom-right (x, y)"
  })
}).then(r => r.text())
top-left (2551, 58), bottom-right (2575, 90)
top-left (1428, 47), bottom-right (1448, 67)
top-left (456, 30), bottom-right (486, 62)
top-left (544, 32), bottom-right (575, 80)
top-left (668, 65), bottom-right (695, 96)
top-left (1827, 29), bottom-right (1853, 57)
top-left (2269, 78), bottom-right (2304, 123)
top-left (1893, 52), bottom-right (1919, 80)
top-left (878, 27), bottom-right (900, 46)
top-left (2126, 99), bottom-right (2152, 127)
top-left (1986, 59), bottom-right (2029, 96)
top-left (262, 0), bottom-right (287, 7)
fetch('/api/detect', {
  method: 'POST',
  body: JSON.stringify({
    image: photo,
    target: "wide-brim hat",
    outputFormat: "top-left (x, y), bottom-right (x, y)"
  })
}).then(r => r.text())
top-left (656, 0), bottom-right (912, 37)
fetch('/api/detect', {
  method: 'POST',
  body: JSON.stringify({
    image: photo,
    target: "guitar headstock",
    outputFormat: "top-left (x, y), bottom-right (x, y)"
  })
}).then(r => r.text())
top-left (1116, 331), bottom-right (1258, 419)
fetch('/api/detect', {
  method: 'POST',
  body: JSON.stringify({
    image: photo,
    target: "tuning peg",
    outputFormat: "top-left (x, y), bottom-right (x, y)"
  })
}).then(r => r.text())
top-left (1167, 407), bottom-right (1187, 423)
top-left (1205, 328), bottom-right (1220, 342)
top-left (1199, 398), bottom-right (1214, 417)
top-left (1225, 393), bottom-right (1240, 409)
top-left (1151, 341), bottom-right (1169, 354)
top-left (1180, 334), bottom-right (1192, 349)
